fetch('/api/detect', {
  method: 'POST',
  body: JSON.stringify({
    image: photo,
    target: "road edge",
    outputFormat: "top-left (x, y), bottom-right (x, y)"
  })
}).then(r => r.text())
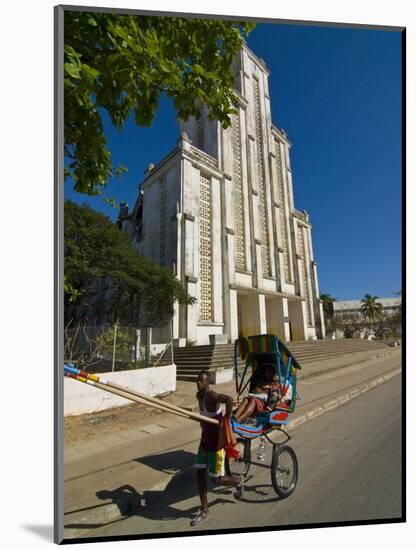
top-left (63, 366), bottom-right (401, 537)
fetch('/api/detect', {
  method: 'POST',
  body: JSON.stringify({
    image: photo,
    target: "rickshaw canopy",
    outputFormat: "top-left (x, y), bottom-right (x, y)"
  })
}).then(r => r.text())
top-left (234, 334), bottom-right (302, 400)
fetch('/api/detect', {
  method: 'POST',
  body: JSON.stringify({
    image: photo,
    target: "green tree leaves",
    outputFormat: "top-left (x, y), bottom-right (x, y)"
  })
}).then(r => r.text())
top-left (64, 12), bottom-right (255, 195)
top-left (320, 293), bottom-right (336, 319)
top-left (64, 201), bottom-right (196, 325)
top-left (360, 294), bottom-right (383, 324)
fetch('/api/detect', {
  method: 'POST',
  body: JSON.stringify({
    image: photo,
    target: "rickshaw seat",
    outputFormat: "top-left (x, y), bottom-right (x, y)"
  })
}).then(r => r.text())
top-left (233, 334), bottom-right (300, 431)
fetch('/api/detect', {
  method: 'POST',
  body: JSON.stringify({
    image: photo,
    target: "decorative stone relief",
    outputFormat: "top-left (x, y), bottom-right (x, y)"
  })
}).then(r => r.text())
top-left (275, 141), bottom-right (290, 281)
top-left (199, 174), bottom-right (212, 321)
top-left (298, 226), bottom-right (313, 325)
top-left (253, 78), bottom-right (270, 276)
top-left (190, 147), bottom-right (218, 168)
top-left (230, 110), bottom-right (246, 271)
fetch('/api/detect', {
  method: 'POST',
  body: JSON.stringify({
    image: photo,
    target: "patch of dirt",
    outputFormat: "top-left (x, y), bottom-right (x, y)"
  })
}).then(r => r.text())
top-left (65, 403), bottom-right (153, 444)
top-left (64, 391), bottom-right (196, 445)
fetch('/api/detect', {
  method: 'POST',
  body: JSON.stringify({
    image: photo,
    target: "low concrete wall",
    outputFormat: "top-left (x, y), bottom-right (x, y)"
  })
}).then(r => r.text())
top-left (64, 365), bottom-right (176, 416)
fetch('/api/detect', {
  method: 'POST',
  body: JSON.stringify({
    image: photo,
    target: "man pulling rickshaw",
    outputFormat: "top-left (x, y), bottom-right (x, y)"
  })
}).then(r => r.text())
top-left (64, 333), bottom-right (300, 529)
top-left (191, 334), bottom-right (301, 526)
top-left (191, 370), bottom-right (245, 527)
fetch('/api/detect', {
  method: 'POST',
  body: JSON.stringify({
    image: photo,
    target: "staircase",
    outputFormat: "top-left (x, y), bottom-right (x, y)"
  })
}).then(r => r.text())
top-left (171, 339), bottom-right (392, 382)
top-left (168, 344), bottom-right (244, 382)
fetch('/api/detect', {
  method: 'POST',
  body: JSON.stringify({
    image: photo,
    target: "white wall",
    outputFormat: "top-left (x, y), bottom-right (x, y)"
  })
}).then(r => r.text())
top-left (64, 365), bottom-right (176, 416)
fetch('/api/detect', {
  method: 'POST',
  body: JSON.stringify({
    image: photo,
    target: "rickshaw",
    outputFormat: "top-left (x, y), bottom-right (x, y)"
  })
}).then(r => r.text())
top-left (225, 334), bottom-right (301, 498)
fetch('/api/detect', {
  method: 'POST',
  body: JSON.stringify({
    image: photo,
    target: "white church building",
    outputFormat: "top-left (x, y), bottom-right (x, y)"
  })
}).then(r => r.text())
top-left (123, 42), bottom-right (325, 345)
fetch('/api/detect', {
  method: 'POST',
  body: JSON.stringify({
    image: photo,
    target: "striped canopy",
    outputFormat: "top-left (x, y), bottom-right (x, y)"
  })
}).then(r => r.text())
top-left (237, 334), bottom-right (302, 372)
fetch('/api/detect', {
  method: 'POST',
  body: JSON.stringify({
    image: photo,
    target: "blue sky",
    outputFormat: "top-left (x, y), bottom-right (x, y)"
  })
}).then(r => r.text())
top-left (65, 20), bottom-right (403, 301)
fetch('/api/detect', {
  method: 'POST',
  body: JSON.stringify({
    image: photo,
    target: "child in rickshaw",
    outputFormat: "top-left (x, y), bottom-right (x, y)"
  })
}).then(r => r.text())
top-left (266, 376), bottom-right (293, 412)
top-left (233, 363), bottom-right (294, 424)
top-left (233, 364), bottom-right (279, 424)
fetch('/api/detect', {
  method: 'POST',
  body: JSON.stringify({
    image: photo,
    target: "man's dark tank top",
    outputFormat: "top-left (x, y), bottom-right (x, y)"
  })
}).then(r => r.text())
top-left (199, 392), bottom-right (223, 451)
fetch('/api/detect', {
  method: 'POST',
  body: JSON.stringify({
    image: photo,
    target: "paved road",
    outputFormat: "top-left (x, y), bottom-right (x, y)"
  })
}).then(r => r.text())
top-left (84, 373), bottom-right (402, 539)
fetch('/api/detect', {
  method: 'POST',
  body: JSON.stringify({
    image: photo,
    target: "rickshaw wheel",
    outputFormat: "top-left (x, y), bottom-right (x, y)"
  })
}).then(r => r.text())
top-left (271, 445), bottom-right (298, 498)
top-left (225, 438), bottom-right (251, 477)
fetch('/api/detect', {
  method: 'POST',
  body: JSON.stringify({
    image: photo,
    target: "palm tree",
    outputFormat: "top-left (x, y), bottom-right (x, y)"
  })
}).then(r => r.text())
top-left (360, 294), bottom-right (383, 324)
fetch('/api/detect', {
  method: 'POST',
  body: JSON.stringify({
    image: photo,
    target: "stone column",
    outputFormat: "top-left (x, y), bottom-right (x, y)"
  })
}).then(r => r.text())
top-left (211, 176), bottom-right (223, 324)
top-left (239, 106), bottom-right (252, 272)
top-left (258, 293), bottom-right (267, 333)
top-left (302, 225), bottom-right (315, 328)
top-left (258, 78), bottom-right (276, 280)
top-left (269, 150), bottom-right (281, 290)
top-left (186, 278), bottom-right (198, 342)
top-left (265, 297), bottom-right (286, 340)
top-left (222, 171), bottom-right (236, 288)
top-left (229, 288), bottom-right (239, 343)
top-left (183, 213), bottom-right (195, 280)
top-left (282, 298), bottom-right (291, 341)
top-left (172, 300), bottom-right (180, 340)
top-left (288, 299), bottom-right (307, 341)
top-left (237, 293), bottom-right (263, 336)
top-left (281, 146), bottom-right (295, 285)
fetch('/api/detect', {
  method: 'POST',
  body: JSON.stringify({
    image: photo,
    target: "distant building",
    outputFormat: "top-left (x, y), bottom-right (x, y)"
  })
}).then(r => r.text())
top-left (333, 297), bottom-right (401, 317)
top-left (122, 42), bottom-right (325, 345)
top-left (333, 297), bottom-right (401, 338)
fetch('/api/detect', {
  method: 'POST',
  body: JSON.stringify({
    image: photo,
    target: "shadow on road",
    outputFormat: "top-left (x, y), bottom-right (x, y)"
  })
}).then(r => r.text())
top-left (64, 451), bottom-right (282, 536)
top-left (238, 481), bottom-right (280, 504)
top-left (64, 469), bottom-right (230, 533)
top-left (134, 449), bottom-right (195, 474)
top-left (64, 449), bottom-right (219, 532)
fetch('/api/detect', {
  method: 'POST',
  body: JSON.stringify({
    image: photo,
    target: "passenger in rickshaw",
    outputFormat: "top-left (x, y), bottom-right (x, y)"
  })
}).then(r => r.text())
top-left (233, 364), bottom-right (277, 424)
top-left (233, 363), bottom-right (293, 424)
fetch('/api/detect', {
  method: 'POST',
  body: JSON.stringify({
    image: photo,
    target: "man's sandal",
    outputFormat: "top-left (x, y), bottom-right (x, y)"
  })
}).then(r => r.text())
top-left (190, 508), bottom-right (209, 527)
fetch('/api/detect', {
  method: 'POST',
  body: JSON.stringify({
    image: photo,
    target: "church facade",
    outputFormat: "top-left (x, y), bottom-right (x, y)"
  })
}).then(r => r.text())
top-left (124, 43), bottom-right (325, 345)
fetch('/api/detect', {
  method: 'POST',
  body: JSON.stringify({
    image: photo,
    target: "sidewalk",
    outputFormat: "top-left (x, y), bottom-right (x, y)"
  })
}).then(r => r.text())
top-left (63, 347), bottom-right (400, 535)
top-left (64, 345), bottom-right (394, 452)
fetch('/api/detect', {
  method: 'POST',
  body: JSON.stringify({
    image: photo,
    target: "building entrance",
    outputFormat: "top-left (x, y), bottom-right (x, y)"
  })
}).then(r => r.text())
top-left (265, 296), bottom-right (286, 340)
top-left (237, 293), bottom-right (262, 337)
top-left (288, 299), bottom-right (306, 341)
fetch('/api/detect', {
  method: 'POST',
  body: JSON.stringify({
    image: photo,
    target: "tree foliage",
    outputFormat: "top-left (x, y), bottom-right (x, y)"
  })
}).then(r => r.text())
top-left (64, 200), bottom-right (195, 325)
top-left (320, 293), bottom-right (336, 319)
top-left (64, 11), bottom-right (255, 195)
top-left (320, 293), bottom-right (337, 335)
top-left (335, 313), bottom-right (363, 339)
top-left (360, 294), bottom-right (383, 324)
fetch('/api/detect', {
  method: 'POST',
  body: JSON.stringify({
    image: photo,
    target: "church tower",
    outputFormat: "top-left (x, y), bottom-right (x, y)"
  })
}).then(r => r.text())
top-left (127, 42), bottom-right (325, 344)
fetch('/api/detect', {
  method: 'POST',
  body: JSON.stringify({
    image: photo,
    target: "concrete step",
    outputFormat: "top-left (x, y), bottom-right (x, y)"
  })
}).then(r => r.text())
top-left (299, 343), bottom-right (386, 351)
top-left (175, 359), bottom-right (245, 368)
top-left (176, 374), bottom-right (201, 382)
top-left (175, 344), bottom-right (384, 360)
top-left (294, 343), bottom-right (386, 353)
top-left (177, 372), bottom-right (244, 382)
top-left (172, 340), bottom-right (390, 381)
top-left (176, 362), bottom-right (243, 372)
top-left (176, 370), bottom-right (208, 376)
top-left (173, 345), bottom-right (215, 351)
top-left (176, 364), bottom-right (243, 372)
top-left (293, 345), bottom-right (388, 357)
top-left (176, 349), bottom-right (387, 372)
top-left (291, 342), bottom-right (387, 349)
top-left (174, 340), bottom-right (387, 353)
top-left (174, 358), bottom-right (233, 365)
top-left (171, 353), bottom-right (216, 361)
top-left (172, 356), bottom-right (235, 364)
